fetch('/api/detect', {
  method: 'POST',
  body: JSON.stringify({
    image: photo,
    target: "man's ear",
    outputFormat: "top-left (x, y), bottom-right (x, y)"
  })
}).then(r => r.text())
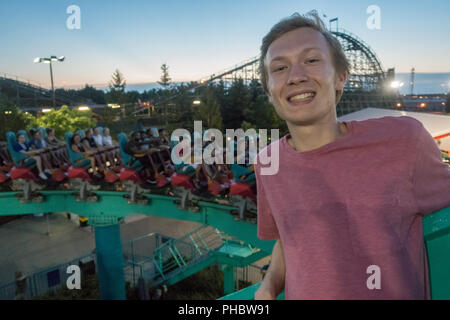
top-left (266, 87), bottom-right (274, 105)
top-left (335, 71), bottom-right (348, 91)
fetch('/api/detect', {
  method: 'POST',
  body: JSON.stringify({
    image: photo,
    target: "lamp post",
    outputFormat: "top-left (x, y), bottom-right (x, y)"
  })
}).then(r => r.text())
top-left (34, 56), bottom-right (65, 107)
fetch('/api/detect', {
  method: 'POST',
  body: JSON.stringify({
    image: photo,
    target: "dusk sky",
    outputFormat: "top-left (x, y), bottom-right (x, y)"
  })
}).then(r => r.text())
top-left (1, 0), bottom-right (449, 89)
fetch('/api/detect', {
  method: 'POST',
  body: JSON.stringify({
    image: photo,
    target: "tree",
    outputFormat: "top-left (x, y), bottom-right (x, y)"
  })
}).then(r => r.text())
top-left (242, 95), bottom-right (274, 130)
top-left (157, 63), bottom-right (172, 126)
top-left (171, 84), bottom-right (195, 132)
top-left (0, 97), bottom-right (36, 139)
top-left (157, 63), bottom-right (171, 88)
top-left (105, 69), bottom-right (126, 104)
top-left (194, 87), bottom-right (223, 130)
top-left (34, 105), bottom-right (96, 139)
top-left (222, 78), bottom-right (249, 129)
top-left (78, 84), bottom-right (106, 104)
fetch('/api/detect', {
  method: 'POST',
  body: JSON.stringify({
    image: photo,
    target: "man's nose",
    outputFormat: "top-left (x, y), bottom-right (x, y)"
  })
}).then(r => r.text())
top-left (287, 64), bottom-right (308, 85)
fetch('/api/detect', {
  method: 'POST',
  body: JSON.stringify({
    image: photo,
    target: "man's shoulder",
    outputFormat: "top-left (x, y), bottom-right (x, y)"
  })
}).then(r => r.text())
top-left (358, 115), bottom-right (422, 133)
top-left (355, 116), bottom-right (424, 143)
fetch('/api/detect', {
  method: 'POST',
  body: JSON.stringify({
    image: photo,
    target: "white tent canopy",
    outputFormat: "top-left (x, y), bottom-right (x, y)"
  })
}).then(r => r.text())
top-left (338, 108), bottom-right (450, 150)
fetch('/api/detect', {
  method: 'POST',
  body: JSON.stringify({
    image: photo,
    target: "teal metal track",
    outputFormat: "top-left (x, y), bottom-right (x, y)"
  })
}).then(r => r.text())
top-left (0, 190), bottom-right (275, 254)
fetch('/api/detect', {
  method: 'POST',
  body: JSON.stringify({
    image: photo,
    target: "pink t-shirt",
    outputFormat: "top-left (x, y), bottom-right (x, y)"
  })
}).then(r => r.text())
top-left (255, 116), bottom-right (450, 300)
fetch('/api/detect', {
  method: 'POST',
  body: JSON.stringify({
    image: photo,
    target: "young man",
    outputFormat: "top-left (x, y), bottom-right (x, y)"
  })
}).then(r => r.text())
top-left (254, 13), bottom-right (450, 300)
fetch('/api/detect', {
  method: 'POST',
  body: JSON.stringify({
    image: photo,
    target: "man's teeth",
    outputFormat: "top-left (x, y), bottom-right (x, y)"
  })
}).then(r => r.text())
top-left (290, 92), bottom-right (315, 101)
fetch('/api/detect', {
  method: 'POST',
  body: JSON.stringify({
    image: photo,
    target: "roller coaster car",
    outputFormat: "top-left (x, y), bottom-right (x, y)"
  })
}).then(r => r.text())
top-left (0, 171), bottom-right (9, 188)
top-left (5, 132), bottom-right (48, 202)
top-left (118, 133), bottom-right (167, 204)
top-left (39, 127), bottom-right (70, 167)
top-left (169, 163), bottom-right (203, 211)
top-left (228, 164), bottom-right (257, 221)
top-left (17, 129), bottom-right (67, 184)
top-left (202, 164), bottom-right (231, 197)
top-left (0, 146), bottom-right (13, 188)
top-left (65, 132), bottom-right (101, 202)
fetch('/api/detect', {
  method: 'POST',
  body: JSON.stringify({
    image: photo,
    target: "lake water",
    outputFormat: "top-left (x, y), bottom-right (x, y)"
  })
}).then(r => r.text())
top-left (395, 73), bottom-right (450, 95)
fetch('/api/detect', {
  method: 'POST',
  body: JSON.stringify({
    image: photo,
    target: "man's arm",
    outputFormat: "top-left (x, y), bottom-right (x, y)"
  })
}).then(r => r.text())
top-left (412, 120), bottom-right (450, 215)
top-left (254, 240), bottom-right (285, 300)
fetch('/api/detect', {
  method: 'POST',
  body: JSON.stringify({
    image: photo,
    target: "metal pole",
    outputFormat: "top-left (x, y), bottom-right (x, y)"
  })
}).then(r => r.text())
top-left (46, 213), bottom-right (51, 236)
top-left (49, 61), bottom-right (55, 107)
top-left (222, 264), bottom-right (235, 295)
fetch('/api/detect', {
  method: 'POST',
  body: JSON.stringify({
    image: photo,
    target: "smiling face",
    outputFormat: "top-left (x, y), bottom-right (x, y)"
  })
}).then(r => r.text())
top-left (18, 134), bottom-right (25, 144)
top-left (265, 27), bottom-right (347, 126)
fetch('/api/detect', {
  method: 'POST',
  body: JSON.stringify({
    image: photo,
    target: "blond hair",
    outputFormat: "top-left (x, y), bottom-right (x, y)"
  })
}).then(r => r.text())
top-left (259, 12), bottom-right (350, 104)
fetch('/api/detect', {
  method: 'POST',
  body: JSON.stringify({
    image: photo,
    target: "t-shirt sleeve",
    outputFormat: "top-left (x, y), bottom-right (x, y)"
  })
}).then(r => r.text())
top-left (255, 162), bottom-right (280, 240)
top-left (412, 123), bottom-right (450, 216)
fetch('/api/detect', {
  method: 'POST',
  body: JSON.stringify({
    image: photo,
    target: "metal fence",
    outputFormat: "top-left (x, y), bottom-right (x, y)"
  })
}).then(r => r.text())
top-left (0, 253), bottom-right (96, 300)
top-left (122, 232), bottom-right (172, 287)
top-left (1, 231), bottom-right (265, 299)
top-left (235, 264), bottom-right (263, 289)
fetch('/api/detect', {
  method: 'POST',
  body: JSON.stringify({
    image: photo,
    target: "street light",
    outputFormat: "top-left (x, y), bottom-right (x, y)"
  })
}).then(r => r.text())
top-left (34, 56), bottom-right (65, 107)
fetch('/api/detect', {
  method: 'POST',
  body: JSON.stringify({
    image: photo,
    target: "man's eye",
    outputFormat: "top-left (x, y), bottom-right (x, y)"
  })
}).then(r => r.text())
top-left (272, 66), bottom-right (286, 72)
top-left (307, 58), bottom-right (319, 63)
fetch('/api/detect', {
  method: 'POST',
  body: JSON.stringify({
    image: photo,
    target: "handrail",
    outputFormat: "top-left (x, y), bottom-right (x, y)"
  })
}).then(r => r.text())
top-left (219, 282), bottom-right (285, 300)
top-left (219, 206), bottom-right (450, 300)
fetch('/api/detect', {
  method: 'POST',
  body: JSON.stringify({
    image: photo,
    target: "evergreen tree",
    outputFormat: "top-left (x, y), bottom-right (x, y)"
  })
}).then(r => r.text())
top-left (222, 78), bottom-right (249, 129)
top-left (194, 86), bottom-right (223, 130)
top-left (106, 69), bottom-right (127, 104)
top-left (78, 84), bottom-right (106, 104)
top-left (157, 63), bottom-right (172, 125)
top-left (157, 63), bottom-right (171, 88)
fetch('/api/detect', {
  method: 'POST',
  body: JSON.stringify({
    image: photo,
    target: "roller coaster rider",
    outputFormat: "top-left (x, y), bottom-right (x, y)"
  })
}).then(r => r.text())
top-left (45, 128), bottom-right (70, 165)
top-left (13, 133), bottom-right (48, 180)
top-left (70, 133), bottom-right (104, 178)
top-left (125, 131), bottom-right (162, 184)
top-left (82, 128), bottom-right (115, 169)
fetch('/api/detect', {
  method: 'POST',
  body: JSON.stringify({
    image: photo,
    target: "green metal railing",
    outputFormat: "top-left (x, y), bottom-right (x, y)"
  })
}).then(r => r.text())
top-left (1, 189), bottom-right (448, 300)
top-left (219, 206), bottom-right (450, 300)
top-left (219, 282), bottom-right (285, 300)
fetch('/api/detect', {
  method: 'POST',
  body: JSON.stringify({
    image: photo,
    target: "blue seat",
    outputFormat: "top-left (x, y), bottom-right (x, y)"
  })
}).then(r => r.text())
top-left (118, 133), bottom-right (142, 170)
top-left (150, 128), bottom-right (159, 138)
top-left (39, 127), bottom-right (47, 140)
top-left (76, 130), bottom-right (86, 139)
top-left (231, 164), bottom-right (255, 185)
top-left (6, 131), bottom-right (36, 168)
top-left (65, 132), bottom-right (90, 168)
top-left (18, 129), bottom-right (30, 144)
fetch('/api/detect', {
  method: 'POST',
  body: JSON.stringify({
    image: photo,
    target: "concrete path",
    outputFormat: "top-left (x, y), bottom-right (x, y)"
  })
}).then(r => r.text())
top-left (0, 213), bottom-right (201, 284)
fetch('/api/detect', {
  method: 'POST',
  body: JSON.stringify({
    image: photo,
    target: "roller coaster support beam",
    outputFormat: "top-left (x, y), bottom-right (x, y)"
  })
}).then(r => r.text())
top-left (221, 264), bottom-right (235, 295)
top-left (94, 223), bottom-right (126, 300)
